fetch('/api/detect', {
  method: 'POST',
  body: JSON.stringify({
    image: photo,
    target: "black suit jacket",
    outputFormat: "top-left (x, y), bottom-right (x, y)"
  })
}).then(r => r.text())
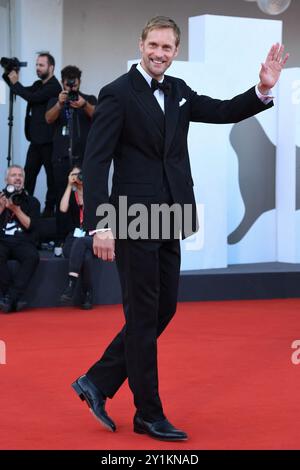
top-left (83, 65), bottom-right (272, 239)
top-left (10, 76), bottom-right (61, 144)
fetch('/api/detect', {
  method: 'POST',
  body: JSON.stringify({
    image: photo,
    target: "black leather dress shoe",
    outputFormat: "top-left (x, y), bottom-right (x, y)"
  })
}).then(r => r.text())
top-left (134, 415), bottom-right (188, 441)
top-left (72, 375), bottom-right (116, 432)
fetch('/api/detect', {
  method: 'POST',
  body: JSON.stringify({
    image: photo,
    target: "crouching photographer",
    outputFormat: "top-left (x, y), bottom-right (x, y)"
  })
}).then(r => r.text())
top-left (0, 166), bottom-right (40, 313)
top-left (59, 168), bottom-right (96, 310)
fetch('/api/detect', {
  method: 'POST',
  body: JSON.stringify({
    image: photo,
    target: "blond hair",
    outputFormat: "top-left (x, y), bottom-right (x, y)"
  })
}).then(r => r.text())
top-left (141, 16), bottom-right (181, 47)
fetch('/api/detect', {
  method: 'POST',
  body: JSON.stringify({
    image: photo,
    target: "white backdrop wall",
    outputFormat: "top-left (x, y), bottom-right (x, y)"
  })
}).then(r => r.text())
top-left (0, 0), bottom-right (10, 184)
top-left (0, 0), bottom-right (63, 205)
top-left (1, 1), bottom-right (300, 269)
top-left (63, 0), bottom-right (300, 96)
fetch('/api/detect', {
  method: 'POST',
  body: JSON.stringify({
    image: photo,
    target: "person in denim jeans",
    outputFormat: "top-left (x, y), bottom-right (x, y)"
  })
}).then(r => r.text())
top-left (59, 168), bottom-right (96, 309)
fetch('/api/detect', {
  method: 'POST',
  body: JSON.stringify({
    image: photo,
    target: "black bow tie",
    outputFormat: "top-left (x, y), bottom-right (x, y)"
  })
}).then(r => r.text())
top-left (151, 78), bottom-right (171, 95)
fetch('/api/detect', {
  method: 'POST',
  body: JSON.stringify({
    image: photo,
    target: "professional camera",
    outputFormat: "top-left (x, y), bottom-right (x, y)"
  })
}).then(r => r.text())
top-left (66, 78), bottom-right (79, 101)
top-left (1, 184), bottom-right (26, 206)
top-left (0, 57), bottom-right (27, 74)
top-left (71, 169), bottom-right (83, 182)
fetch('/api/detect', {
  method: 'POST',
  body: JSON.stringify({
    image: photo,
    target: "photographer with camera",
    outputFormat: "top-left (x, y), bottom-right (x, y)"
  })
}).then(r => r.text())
top-left (0, 166), bottom-right (40, 313)
top-left (3, 52), bottom-right (61, 217)
top-left (58, 167), bottom-right (96, 310)
top-left (45, 65), bottom-right (96, 254)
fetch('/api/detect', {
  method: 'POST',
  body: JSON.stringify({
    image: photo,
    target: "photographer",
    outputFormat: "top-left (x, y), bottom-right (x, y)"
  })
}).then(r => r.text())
top-left (45, 65), bottom-right (96, 253)
top-left (4, 53), bottom-right (61, 217)
top-left (59, 168), bottom-right (95, 310)
top-left (0, 166), bottom-right (40, 313)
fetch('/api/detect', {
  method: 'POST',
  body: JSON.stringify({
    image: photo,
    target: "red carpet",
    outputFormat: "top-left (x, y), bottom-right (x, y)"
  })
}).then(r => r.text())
top-left (0, 299), bottom-right (300, 450)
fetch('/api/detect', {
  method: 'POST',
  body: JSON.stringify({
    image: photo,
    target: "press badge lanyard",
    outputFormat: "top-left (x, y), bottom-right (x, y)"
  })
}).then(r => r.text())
top-left (74, 191), bottom-right (84, 228)
top-left (64, 105), bottom-right (81, 138)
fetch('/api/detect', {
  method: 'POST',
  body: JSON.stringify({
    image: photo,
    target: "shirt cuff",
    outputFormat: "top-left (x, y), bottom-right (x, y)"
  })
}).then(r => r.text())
top-left (89, 228), bottom-right (111, 236)
top-left (255, 85), bottom-right (274, 105)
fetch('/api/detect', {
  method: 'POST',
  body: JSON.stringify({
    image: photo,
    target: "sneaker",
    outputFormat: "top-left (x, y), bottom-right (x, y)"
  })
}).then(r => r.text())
top-left (81, 290), bottom-right (93, 310)
top-left (15, 298), bottom-right (28, 312)
top-left (60, 277), bottom-right (78, 305)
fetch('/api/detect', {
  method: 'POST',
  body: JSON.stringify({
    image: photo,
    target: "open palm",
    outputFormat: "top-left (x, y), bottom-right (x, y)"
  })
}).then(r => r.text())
top-left (259, 43), bottom-right (289, 89)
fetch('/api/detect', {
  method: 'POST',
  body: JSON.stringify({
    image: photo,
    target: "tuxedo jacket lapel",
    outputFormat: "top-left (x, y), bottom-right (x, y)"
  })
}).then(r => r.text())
top-left (129, 66), bottom-right (165, 137)
top-left (164, 78), bottom-right (179, 158)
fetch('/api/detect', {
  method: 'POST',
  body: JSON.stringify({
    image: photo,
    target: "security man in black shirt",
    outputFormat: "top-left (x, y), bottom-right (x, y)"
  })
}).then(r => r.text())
top-left (6, 53), bottom-right (61, 217)
top-left (45, 65), bottom-right (96, 252)
top-left (0, 165), bottom-right (40, 313)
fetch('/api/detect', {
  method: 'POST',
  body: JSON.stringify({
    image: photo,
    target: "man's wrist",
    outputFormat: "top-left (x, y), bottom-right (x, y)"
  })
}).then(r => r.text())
top-left (255, 84), bottom-right (274, 105)
top-left (257, 82), bottom-right (271, 96)
top-left (12, 205), bottom-right (21, 214)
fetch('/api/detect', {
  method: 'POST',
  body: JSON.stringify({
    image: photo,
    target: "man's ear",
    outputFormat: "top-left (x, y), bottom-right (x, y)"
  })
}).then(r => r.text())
top-left (139, 38), bottom-right (144, 54)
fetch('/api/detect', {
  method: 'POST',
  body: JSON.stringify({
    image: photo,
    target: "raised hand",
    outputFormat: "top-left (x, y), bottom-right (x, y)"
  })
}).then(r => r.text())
top-left (259, 43), bottom-right (289, 93)
top-left (8, 70), bottom-right (19, 85)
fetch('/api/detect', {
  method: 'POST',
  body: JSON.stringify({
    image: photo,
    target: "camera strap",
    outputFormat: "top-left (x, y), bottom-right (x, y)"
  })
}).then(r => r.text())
top-left (64, 105), bottom-right (72, 128)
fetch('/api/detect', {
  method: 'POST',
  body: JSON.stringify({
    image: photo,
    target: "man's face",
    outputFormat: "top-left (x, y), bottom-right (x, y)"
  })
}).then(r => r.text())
top-left (6, 168), bottom-right (24, 190)
top-left (63, 78), bottom-right (80, 92)
top-left (36, 56), bottom-right (53, 80)
top-left (139, 27), bottom-right (178, 80)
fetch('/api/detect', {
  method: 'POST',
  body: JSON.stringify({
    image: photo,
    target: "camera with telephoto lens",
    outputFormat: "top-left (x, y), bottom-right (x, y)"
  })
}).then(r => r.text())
top-left (1, 184), bottom-right (26, 206)
top-left (0, 57), bottom-right (27, 74)
top-left (66, 78), bottom-right (79, 101)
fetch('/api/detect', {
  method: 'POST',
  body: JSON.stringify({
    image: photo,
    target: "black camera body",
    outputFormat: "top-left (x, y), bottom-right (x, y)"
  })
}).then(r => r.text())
top-left (0, 57), bottom-right (27, 74)
top-left (1, 184), bottom-right (26, 206)
top-left (66, 78), bottom-right (79, 101)
top-left (70, 169), bottom-right (83, 182)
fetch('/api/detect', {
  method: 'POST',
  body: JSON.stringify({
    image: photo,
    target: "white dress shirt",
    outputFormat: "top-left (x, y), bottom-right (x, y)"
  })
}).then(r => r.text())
top-left (137, 63), bottom-right (165, 112)
top-left (137, 62), bottom-right (273, 109)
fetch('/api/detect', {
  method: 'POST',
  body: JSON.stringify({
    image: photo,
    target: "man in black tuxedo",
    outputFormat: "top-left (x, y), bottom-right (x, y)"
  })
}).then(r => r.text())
top-left (72, 17), bottom-right (288, 441)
